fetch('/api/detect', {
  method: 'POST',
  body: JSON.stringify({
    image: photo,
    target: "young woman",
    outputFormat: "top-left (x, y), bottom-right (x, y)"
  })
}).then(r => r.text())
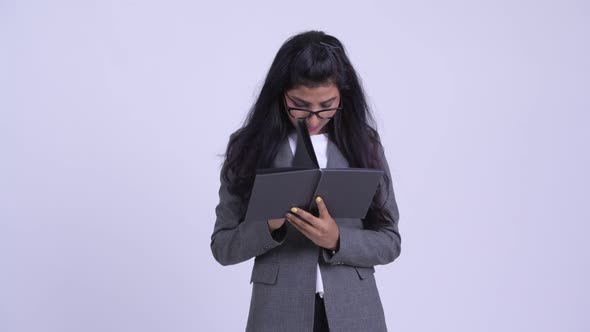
top-left (211, 30), bottom-right (401, 332)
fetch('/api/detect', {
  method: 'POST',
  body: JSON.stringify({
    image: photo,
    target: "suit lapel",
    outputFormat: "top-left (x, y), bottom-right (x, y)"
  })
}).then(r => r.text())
top-left (327, 140), bottom-right (349, 168)
top-left (272, 139), bottom-right (294, 168)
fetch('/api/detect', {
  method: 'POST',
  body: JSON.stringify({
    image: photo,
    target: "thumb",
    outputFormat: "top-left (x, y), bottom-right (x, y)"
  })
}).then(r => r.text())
top-left (315, 196), bottom-right (331, 218)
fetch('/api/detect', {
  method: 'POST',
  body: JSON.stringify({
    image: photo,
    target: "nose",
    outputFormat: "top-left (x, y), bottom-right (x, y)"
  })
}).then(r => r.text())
top-left (306, 114), bottom-right (321, 128)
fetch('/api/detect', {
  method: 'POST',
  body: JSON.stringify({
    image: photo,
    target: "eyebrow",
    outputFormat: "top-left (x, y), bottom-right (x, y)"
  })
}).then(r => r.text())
top-left (287, 95), bottom-right (338, 107)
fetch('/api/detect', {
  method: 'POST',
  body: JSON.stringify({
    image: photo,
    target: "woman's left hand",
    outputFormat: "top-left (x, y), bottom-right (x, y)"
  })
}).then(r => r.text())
top-left (286, 196), bottom-right (340, 251)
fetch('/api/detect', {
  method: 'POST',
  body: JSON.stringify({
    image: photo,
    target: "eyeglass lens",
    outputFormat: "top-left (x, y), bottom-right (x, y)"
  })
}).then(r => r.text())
top-left (288, 109), bottom-right (338, 119)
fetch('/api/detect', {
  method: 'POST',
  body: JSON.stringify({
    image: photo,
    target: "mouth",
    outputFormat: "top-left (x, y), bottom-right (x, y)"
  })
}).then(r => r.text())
top-left (307, 125), bottom-right (321, 133)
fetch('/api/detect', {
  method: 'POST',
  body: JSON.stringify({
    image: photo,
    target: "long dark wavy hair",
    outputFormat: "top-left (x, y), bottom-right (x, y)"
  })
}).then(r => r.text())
top-left (222, 30), bottom-right (394, 229)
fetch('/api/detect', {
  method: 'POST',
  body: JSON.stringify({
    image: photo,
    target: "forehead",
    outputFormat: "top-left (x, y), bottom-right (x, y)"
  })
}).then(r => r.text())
top-left (286, 83), bottom-right (340, 101)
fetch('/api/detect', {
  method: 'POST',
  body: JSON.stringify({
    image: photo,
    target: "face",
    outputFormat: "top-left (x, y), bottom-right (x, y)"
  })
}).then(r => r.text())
top-left (283, 83), bottom-right (341, 135)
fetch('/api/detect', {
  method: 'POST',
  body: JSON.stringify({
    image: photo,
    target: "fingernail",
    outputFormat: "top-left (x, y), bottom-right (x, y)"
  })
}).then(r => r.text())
top-left (316, 196), bottom-right (322, 202)
top-left (291, 207), bottom-right (298, 213)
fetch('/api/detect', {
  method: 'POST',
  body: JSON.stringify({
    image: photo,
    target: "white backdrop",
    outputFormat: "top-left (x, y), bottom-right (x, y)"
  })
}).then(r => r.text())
top-left (1, 1), bottom-right (589, 331)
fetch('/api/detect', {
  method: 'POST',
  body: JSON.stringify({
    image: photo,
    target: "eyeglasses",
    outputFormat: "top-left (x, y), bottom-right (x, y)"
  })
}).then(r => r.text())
top-left (283, 94), bottom-right (343, 120)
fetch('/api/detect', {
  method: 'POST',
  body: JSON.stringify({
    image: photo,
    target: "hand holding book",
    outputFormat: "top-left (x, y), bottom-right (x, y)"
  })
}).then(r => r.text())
top-left (285, 196), bottom-right (340, 251)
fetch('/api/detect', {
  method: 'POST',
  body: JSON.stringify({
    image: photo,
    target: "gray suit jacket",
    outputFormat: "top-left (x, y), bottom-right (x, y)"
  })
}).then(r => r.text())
top-left (211, 138), bottom-right (401, 332)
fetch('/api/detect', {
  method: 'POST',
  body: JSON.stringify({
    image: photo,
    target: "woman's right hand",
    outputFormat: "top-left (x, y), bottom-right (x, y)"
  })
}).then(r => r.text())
top-left (267, 218), bottom-right (286, 232)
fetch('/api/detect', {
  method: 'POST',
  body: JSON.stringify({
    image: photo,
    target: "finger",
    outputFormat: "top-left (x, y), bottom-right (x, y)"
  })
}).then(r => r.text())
top-left (289, 207), bottom-right (318, 227)
top-left (315, 196), bottom-right (332, 219)
top-left (286, 212), bottom-right (312, 231)
top-left (267, 218), bottom-right (286, 230)
top-left (286, 213), bottom-right (314, 237)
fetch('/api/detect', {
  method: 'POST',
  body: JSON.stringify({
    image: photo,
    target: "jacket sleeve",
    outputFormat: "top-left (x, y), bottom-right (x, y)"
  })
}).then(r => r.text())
top-left (210, 170), bottom-right (285, 266)
top-left (322, 148), bottom-right (402, 268)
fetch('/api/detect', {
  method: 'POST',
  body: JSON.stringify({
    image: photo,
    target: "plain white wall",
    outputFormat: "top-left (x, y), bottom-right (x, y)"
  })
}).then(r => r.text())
top-left (1, 0), bottom-right (588, 331)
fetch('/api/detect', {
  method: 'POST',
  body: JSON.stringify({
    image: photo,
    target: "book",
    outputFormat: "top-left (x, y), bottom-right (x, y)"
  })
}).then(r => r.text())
top-left (244, 167), bottom-right (383, 221)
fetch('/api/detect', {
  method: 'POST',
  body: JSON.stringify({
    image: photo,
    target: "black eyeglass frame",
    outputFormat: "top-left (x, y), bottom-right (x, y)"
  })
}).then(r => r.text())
top-left (282, 94), bottom-right (343, 120)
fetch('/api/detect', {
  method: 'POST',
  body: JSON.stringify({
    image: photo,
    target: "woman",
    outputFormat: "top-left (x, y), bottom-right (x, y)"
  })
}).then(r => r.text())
top-left (211, 30), bottom-right (401, 332)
